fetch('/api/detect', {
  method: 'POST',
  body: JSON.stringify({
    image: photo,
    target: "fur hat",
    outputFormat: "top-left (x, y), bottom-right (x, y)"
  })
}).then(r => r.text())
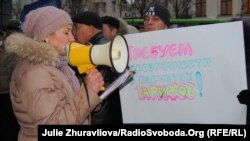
top-left (72, 11), bottom-right (103, 30)
top-left (144, 3), bottom-right (171, 27)
top-left (23, 6), bottom-right (72, 41)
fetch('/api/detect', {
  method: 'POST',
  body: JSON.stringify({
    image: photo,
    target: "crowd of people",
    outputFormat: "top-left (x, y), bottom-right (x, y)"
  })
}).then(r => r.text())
top-left (0, 2), bottom-right (171, 141)
top-left (1, 2), bottom-right (250, 141)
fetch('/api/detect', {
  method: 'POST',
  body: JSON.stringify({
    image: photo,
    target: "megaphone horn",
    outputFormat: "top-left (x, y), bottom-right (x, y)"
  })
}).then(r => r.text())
top-left (90, 35), bottom-right (129, 73)
top-left (67, 35), bottom-right (129, 74)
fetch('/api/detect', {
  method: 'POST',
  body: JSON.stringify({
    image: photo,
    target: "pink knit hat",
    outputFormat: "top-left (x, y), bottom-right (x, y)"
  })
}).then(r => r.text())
top-left (23, 6), bottom-right (72, 41)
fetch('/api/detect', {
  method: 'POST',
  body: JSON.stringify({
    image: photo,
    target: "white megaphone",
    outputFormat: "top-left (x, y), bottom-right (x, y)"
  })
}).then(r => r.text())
top-left (67, 35), bottom-right (129, 74)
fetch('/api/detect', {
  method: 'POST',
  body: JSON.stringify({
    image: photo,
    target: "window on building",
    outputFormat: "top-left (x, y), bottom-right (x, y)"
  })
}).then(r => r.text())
top-left (243, 0), bottom-right (250, 14)
top-left (122, 3), bottom-right (127, 11)
top-left (196, 0), bottom-right (206, 17)
top-left (221, 0), bottom-right (232, 15)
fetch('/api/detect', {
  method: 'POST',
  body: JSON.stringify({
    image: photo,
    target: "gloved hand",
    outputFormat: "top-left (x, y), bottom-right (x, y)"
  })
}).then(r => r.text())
top-left (238, 90), bottom-right (250, 105)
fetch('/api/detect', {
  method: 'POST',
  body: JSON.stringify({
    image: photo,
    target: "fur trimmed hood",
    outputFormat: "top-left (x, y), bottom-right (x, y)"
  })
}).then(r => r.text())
top-left (4, 33), bottom-right (59, 66)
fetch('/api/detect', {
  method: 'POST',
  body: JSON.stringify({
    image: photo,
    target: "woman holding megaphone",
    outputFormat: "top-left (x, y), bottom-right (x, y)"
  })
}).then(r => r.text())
top-left (4, 6), bottom-right (104, 141)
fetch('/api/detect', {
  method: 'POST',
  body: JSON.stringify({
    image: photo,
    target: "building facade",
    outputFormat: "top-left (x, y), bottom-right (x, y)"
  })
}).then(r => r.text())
top-left (61, 0), bottom-right (130, 18)
top-left (60, 0), bottom-right (247, 20)
top-left (196, 0), bottom-right (243, 20)
top-left (2, 0), bottom-right (250, 28)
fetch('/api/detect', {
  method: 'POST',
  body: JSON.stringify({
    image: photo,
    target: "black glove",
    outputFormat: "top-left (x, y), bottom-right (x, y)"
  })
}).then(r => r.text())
top-left (238, 90), bottom-right (250, 105)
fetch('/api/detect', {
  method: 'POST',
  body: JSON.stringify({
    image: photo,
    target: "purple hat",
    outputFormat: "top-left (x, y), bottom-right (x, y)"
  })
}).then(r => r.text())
top-left (23, 6), bottom-right (72, 41)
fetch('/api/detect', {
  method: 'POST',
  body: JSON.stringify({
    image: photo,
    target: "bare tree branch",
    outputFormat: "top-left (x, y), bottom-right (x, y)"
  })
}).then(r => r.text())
top-left (65, 0), bottom-right (91, 16)
top-left (168, 0), bottom-right (194, 18)
top-left (134, 0), bottom-right (153, 18)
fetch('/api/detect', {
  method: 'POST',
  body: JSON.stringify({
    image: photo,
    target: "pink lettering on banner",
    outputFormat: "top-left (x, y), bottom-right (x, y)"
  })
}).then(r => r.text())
top-left (129, 42), bottom-right (193, 61)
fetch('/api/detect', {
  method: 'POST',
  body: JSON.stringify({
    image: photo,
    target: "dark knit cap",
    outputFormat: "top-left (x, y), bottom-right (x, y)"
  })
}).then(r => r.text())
top-left (144, 3), bottom-right (171, 27)
top-left (72, 11), bottom-right (102, 30)
top-left (101, 16), bottom-right (120, 29)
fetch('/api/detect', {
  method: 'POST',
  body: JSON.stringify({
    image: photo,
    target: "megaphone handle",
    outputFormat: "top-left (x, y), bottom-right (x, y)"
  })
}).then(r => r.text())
top-left (84, 67), bottom-right (105, 91)
top-left (89, 71), bottom-right (105, 91)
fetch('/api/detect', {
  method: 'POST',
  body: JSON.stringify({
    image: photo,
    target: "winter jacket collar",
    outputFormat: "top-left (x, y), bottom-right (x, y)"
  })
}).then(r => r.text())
top-left (89, 32), bottom-right (107, 45)
top-left (4, 33), bottom-right (59, 66)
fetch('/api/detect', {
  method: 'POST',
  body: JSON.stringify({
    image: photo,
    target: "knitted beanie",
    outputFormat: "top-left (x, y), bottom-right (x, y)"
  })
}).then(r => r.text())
top-left (23, 6), bottom-right (72, 41)
top-left (144, 3), bottom-right (171, 27)
top-left (72, 11), bottom-right (103, 30)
